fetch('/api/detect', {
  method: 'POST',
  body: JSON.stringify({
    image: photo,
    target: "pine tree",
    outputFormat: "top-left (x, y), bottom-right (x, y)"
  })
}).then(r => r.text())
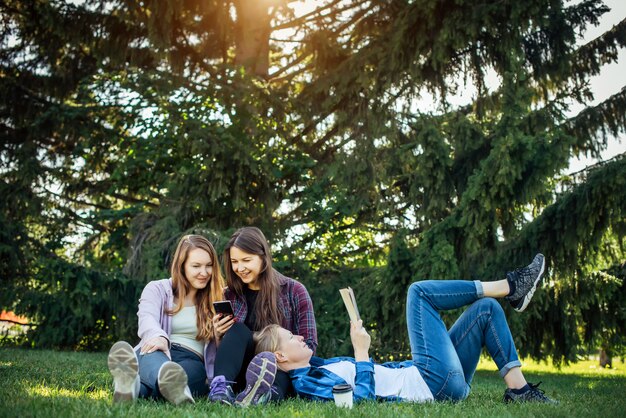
top-left (274, 0), bottom-right (626, 361)
top-left (1, 0), bottom-right (624, 361)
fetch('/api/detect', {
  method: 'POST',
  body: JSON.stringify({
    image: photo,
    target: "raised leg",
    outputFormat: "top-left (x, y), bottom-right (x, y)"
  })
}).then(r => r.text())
top-left (214, 322), bottom-right (255, 390)
top-left (406, 280), bottom-right (483, 401)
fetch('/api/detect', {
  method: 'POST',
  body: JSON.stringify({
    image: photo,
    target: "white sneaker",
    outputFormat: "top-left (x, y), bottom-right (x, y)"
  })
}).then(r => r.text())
top-left (158, 361), bottom-right (194, 405)
top-left (107, 341), bottom-right (140, 402)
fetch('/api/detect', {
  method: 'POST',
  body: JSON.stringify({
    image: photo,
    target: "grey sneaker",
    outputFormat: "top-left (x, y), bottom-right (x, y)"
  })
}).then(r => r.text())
top-left (208, 375), bottom-right (236, 404)
top-left (503, 381), bottom-right (558, 404)
top-left (107, 341), bottom-right (140, 402)
top-left (505, 253), bottom-right (546, 312)
top-left (235, 352), bottom-right (277, 407)
top-left (158, 361), bottom-right (194, 405)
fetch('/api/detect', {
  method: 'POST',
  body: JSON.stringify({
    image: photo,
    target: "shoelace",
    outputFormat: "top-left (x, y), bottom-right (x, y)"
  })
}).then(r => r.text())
top-left (507, 269), bottom-right (526, 300)
top-left (527, 381), bottom-right (549, 400)
top-left (210, 377), bottom-right (236, 397)
top-left (517, 266), bottom-right (533, 282)
top-left (509, 263), bottom-right (537, 298)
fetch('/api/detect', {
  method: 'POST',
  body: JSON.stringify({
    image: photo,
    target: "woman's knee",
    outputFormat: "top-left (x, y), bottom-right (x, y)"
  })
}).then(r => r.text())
top-left (218, 322), bottom-right (255, 361)
top-left (476, 297), bottom-right (505, 316)
top-left (137, 349), bottom-right (168, 374)
top-left (225, 322), bottom-right (253, 340)
top-left (408, 281), bottom-right (434, 298)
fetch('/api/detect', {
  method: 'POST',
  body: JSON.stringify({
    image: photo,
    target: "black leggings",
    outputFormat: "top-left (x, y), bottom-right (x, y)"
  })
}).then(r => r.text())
top-left (214, 322), bottom-right (292, 400)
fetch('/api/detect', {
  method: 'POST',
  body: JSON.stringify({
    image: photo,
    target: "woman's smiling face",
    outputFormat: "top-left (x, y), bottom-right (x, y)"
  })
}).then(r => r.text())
top-left (183, 248), bottom-right (213, 291)
top-left (229, 246), bottom-right (264, 290)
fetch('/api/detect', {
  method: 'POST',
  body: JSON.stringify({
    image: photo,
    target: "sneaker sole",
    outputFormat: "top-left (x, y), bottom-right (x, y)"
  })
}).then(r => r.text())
top-left (235, 353), bottom-right (277, 407)
top-left (158, 362), bottom-right (194, 405)
top-left (107, 341), bottom-right (138, 402)
top-left (515, 255), bottom-right (545, 312)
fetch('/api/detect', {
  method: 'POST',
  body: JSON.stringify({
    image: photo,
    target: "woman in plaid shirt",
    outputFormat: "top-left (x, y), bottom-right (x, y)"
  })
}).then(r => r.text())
top-left (207, 227), bottom-right (318, 405)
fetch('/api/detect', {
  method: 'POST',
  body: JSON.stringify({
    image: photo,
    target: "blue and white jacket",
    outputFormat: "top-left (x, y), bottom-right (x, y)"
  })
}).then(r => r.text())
top-left (289, 356), bottom-right (423, 403)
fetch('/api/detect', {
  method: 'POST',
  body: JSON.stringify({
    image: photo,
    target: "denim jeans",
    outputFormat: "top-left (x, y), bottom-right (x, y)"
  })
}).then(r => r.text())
top-left (406, 280), bottom-right (522, 401)
top-left (136, 343), bottom-right (209, 399)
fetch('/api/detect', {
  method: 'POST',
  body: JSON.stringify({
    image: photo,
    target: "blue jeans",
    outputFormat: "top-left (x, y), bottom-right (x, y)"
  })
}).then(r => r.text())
top-left (137, 343), bottom-right (209, 399)
top-left (407, 280), bottom-right (522, 401)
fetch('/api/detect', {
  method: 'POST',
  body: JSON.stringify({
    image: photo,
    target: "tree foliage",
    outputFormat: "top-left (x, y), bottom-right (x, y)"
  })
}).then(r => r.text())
top-left (1, 0), bottom-right (624, 362)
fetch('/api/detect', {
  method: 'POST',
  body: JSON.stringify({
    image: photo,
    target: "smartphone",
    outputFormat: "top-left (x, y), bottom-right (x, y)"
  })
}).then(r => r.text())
top-left (213, 300), bottom-right (234, 316)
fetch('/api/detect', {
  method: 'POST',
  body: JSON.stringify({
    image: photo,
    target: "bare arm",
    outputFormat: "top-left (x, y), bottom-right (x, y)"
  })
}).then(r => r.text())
top-left (350, 319), bottom-right (371, 362)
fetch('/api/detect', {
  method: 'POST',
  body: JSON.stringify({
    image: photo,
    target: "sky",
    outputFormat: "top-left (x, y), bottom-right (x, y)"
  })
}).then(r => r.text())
top-left (566, 0), bottom-right (625, 172)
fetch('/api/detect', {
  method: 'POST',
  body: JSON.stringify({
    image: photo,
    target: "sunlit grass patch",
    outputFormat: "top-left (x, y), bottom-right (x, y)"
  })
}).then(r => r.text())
top-left (27, 383), bottom-right (109, 401)
top-left (477, 356), bottom-right (625, 375)
top-left (1, 347), bottom-right (625, 417)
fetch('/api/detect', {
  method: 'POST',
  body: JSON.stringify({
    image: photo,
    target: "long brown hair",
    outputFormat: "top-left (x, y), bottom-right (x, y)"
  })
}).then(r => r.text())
top-left (223, 227), bottom-right (284, 330)
top-left (168, 234), bottom-right (224, 341)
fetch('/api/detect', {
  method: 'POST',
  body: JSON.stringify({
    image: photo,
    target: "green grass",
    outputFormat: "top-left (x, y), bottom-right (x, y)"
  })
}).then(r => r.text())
top-left (1, 348), bottom-right (624, 417)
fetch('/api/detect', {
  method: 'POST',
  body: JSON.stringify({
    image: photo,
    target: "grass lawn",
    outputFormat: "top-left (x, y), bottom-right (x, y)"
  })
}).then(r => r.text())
top-left (0, 347), bottom-right (624, 417)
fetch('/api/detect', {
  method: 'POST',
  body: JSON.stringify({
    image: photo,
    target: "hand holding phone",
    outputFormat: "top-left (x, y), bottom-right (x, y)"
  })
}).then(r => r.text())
top-left (213, 300), bottom-right (234, 316)
top-left (212, 301), bottom-right (235, 339)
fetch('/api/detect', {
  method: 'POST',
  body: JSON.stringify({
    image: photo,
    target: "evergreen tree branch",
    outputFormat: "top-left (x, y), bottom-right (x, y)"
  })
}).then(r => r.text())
top-left (565, 85), bottom-right (626, 155)
top-left (503, 154), bottom-right (625, 273)
top-left (571, 17), bottom-right (626, 79)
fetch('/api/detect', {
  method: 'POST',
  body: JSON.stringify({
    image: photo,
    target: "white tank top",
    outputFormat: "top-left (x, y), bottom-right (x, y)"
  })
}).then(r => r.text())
top-left (170, 306), bottom-right (204, 357)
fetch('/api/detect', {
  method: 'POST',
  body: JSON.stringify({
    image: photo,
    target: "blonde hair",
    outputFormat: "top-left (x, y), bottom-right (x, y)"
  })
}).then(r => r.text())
top-left (253, 324), bottom-right (282, 355)
top-left (168, 234), bottom-right (225, 342)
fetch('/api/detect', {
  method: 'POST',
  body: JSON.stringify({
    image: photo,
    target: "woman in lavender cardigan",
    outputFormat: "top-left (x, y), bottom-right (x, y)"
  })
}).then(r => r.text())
top-left (106, 234), bottom-right (226, 404)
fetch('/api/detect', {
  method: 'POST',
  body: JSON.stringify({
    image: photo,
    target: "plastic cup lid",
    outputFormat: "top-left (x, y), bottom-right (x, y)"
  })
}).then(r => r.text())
top-left (332, 384), bottom-right (353, 394)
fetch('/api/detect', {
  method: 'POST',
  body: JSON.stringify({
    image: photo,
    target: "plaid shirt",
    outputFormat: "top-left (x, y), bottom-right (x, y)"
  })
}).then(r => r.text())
top-left (225, 270), bottom-right (318, 354)
top-left (289, 356), bottom-right (376, 402)
top-left (290, 357), bottom-right (423, 403)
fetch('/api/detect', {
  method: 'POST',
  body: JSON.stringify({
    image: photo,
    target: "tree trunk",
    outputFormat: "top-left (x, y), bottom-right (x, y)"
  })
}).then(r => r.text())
top-left (233, 0), bottom-right (271, 77)
top-left (599, 348), bottom-right (613, 368)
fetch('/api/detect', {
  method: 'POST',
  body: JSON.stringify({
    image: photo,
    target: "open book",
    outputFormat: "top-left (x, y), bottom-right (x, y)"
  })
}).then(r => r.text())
top-left (339, 287), bottom-right (361, 323)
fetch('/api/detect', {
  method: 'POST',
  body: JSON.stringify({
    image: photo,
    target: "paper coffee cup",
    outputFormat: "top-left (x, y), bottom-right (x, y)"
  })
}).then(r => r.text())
top-left (332, 384), bottom-right (353, 408)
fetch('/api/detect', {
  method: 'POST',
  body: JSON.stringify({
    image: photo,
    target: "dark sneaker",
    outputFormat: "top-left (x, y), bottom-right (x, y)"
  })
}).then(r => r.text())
top-left (158, 361), bottom-right (194, 405)
top-left (107, 341), bottom-right (140, 402)
top-left (235, 352), bottom-right (277, 407)
top-left (503, 381), bottom-right (558, 404)
top-left (505, 253), bottom-right (546, 312)
top-left (208, 375), bottom-right (236, 404)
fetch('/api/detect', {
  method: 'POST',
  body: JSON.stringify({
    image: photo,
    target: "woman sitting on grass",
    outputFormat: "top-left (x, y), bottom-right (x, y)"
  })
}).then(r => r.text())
top-left (106, 234), bottom-right (270, 406)
top-left (207, 227), bottom-right (317, 405)
top-left (254, 254), bottom-right (558, 404)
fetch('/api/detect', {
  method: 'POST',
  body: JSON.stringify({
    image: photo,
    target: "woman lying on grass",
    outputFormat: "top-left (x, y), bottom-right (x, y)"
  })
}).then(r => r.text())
top-left (253, 254), bottom-right (558, 404)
